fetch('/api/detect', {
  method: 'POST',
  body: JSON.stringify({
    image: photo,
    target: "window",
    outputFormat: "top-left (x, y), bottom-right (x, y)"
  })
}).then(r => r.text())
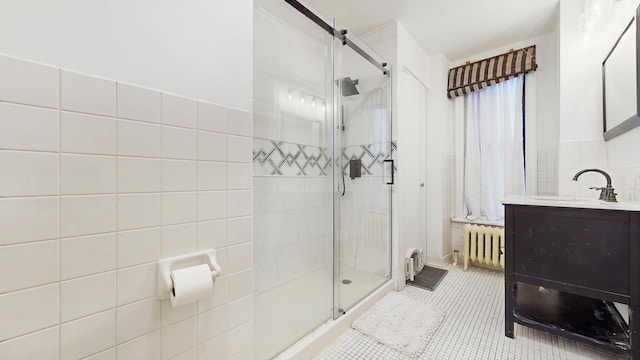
top-left (463, 75), bottom-right (526, 221)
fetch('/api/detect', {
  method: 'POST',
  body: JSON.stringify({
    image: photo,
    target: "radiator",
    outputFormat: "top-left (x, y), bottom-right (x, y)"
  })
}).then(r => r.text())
top-left (463, 224), bottom-right (505, 271)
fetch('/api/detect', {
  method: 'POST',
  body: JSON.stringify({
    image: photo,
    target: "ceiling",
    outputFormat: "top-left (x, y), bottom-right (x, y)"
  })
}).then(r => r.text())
top-left (303, 0), bottom-right (560, 62)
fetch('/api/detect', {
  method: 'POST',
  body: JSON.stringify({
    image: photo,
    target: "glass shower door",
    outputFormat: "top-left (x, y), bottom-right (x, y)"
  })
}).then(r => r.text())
top-left (253, 2), bottom-right (393, 357)
top-left (333, 19), bottom-right (393, 317)
top-left (253, 1), bottom-right (334, 358)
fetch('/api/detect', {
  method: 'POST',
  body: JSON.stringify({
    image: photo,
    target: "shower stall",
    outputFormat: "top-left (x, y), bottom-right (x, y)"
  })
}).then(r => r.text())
top-left (253, 1), bottom-right (393, 358)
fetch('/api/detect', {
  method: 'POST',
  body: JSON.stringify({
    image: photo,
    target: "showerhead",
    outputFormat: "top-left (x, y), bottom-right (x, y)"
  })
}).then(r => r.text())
top-left (339, 77), bottom-right (359, 97)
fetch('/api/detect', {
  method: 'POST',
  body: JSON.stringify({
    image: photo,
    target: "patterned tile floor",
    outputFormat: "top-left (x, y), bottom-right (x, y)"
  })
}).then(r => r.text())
top-left (314, 266), bottom-right (628, 360)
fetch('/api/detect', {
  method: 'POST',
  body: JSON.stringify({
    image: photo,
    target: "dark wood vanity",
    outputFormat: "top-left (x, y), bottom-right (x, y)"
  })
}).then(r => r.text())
top-left (504, 199), bottom-right (640, 358)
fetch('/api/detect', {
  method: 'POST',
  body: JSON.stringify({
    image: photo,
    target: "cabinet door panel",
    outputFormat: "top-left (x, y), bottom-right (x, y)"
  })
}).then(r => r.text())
top-left (512, 206), bottom-right (629, 295)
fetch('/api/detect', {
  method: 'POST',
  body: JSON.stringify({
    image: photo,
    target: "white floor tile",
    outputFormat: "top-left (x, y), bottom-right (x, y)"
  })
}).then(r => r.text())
top-left (314, 266), bottom-right (626, 360)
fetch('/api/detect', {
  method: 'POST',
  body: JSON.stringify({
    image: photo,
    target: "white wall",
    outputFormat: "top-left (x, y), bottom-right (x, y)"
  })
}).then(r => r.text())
top-left (0, 0), bottom-right (253, 112)
top-left (0, 2), bottom-right (254, 359)
top-left (425, 53), bottom-right (454, 266)
top-left (535, 31), bottom-right (561, 195)
top-left (558, 0), bottom-right (640, 200)
top-left (0, 55), bottom-right (254, 360)
top-left (398, 25), bottom-right (446, 268)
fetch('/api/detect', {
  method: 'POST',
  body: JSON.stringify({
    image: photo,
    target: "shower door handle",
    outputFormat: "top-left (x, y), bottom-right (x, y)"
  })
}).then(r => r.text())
top-left (384, 159), bottom-right (394, 185)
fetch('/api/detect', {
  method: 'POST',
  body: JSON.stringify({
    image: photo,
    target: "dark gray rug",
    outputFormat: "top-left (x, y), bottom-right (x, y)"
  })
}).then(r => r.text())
top-left (408, 266), bottom-right (448, 291)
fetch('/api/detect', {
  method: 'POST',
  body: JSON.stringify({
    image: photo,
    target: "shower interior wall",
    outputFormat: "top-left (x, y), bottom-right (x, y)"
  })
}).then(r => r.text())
top-left (337, 42), bottom-right (393, 282)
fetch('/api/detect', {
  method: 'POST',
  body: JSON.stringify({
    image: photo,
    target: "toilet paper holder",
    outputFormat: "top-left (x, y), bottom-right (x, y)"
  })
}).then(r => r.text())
top-left (156, 249), bottom-right (222, 301)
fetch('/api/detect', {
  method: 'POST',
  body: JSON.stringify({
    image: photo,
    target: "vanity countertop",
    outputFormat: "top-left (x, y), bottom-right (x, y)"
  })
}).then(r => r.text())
top-left (502, 195), bottom-right (640, 212)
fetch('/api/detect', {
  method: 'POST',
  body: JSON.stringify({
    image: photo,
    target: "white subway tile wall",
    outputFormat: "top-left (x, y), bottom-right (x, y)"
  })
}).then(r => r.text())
top-left (0, 326), bottom-right (60, 360)
top-left (0, 54), bottom-right (253, 360)
top-left (558, 139), bottom-right (607, 198)
top-left (0, 103), bottom-right (59, 152)
top-left (537, 148), bottom-right (558, 195)
top-left (60, 112), bottom-right (116, 155)
top-left (60, 71), bottom-right (116, 117)
top-left (116, 331), bottom-right (162, 360)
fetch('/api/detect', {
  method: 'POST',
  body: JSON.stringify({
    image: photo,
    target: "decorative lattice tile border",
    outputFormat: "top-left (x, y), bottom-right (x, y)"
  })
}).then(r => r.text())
top-left (254, 139), bottom-right (397, 177)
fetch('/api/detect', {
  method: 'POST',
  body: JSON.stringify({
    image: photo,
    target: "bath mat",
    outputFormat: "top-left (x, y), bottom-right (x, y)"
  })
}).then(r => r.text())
top-left (352, 292), bottom-right (445, 358)
top-left (408, 266), bottom-right (448, 291)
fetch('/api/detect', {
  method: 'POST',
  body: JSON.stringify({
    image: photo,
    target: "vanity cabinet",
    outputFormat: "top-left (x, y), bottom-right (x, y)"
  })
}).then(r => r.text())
top-left (504, 201), bottom-right (640, 358)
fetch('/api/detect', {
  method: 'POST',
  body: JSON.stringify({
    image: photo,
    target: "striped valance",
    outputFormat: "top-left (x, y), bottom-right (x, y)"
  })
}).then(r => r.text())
top-left (447, 45), bottom-right (537, 99)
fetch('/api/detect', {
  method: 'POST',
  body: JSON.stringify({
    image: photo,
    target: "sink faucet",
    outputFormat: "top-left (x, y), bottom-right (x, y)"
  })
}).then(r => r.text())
top-left (572, 168), bottom-right (617, 202)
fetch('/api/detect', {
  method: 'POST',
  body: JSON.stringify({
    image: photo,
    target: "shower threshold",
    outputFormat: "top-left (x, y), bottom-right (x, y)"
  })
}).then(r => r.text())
top-left (255, 266), bottom-right (389, 359)
top-left (273, 279), bottom-right (394, 360)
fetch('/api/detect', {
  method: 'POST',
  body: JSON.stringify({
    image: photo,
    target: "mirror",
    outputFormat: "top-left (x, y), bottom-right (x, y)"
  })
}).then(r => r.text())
top-left (602, 5), bottom-right (640, 141)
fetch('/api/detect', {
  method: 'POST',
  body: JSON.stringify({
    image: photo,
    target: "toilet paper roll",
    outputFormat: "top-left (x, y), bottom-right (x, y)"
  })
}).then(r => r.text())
top-left (170, 264), bottom-right (213, 308)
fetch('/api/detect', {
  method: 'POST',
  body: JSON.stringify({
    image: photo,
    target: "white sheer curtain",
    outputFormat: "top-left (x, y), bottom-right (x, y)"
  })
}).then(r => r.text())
top-left (464, 75), bottom-right (525, 221)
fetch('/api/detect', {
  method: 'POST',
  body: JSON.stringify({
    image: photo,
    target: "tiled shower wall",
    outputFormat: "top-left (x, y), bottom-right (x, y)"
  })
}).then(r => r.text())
top-left (252, 120), bottom-right (333, 294)
top-left (0, 54), bottom-right (253, 360)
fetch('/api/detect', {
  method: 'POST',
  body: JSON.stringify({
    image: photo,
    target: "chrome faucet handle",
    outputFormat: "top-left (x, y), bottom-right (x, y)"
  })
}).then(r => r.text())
top-left (589, 186), bottom-right (617, 202)
top-left (602, 186), bottom-right (618, 202)
top-left (589, 187), bottom-right (607, 201)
